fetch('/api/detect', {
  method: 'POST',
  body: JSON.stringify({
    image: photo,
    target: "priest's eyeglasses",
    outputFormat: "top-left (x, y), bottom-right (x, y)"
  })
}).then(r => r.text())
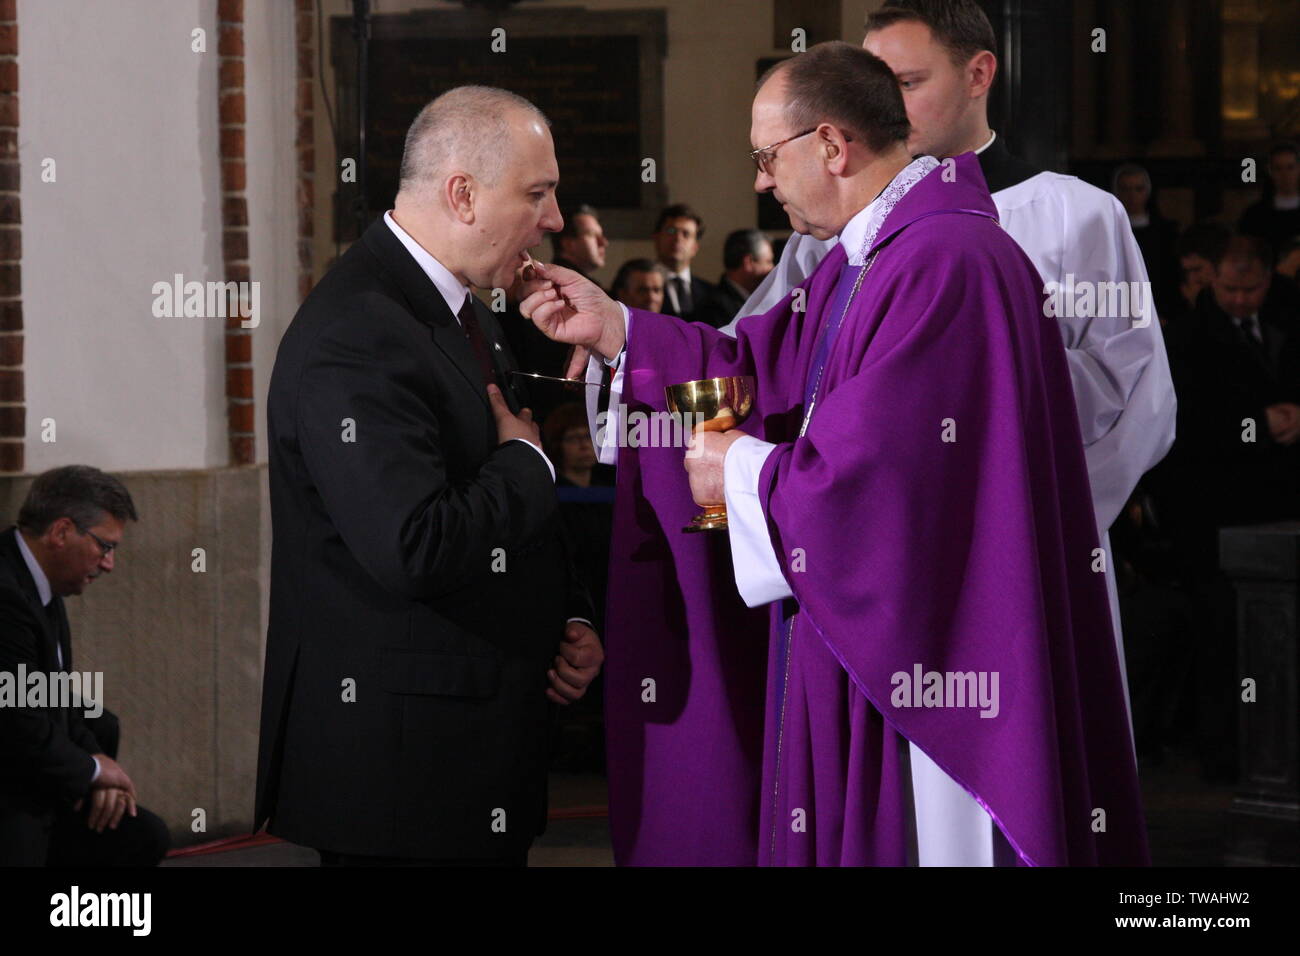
top-left (750, 128), bottom-right (817, 175)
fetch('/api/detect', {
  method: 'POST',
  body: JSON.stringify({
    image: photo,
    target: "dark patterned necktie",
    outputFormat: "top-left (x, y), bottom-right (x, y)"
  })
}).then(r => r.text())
top-left (1239, 314), bottom-right (1262, 346)
top-left (458, 294), bottom-right (501, 388)
top-left (672, 276), bottom-right (692, 314)
top-left (45, 599), bottom-right (66, 670)
top-left (1236, 315), bottom-right (1270, 371)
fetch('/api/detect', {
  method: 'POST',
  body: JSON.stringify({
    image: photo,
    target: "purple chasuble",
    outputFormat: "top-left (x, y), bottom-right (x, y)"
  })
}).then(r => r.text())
top-left (603, 153), bottom-right (1149, 866)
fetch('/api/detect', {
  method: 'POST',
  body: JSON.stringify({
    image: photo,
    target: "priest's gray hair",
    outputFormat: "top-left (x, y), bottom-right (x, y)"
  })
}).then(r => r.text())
top-left (398, 86), bottom-right (548, 198)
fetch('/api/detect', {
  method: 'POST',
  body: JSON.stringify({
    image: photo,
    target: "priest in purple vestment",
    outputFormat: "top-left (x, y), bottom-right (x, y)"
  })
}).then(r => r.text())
top-left (520, 41), bottom-right (1148, 867)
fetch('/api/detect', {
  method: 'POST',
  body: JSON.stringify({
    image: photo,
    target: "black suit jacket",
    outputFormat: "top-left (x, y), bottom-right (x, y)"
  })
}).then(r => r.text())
top-left (661, 273), bottom-right (715, 321)
top-left (256, 217), bottom-right (593, 859)
top-left (0, 527), bottom-right (100, 823)
top-left (693, 275), bottom-right (748, 329)
top-left (1152, 284), bottom-right (1300, 571)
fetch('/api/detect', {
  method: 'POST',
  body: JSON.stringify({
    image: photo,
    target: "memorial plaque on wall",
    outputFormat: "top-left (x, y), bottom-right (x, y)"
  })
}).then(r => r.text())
top-left (332, 7), bottom-right (667, 242)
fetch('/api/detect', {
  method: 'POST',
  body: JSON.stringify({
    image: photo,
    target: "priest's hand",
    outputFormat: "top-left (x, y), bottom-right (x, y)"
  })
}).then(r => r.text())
top-left (518, 262), bottom-right (626, 361)
top-left (684, 429), bottom-right (746, 505)
top-left (565, 345), bottom-right (593, 380)
top-left (546, 621), bottom-right (604, 705)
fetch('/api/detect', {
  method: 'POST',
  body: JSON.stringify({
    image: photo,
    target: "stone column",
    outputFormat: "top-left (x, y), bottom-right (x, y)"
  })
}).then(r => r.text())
top-left (1220, 522), bottom-right (1300, 866)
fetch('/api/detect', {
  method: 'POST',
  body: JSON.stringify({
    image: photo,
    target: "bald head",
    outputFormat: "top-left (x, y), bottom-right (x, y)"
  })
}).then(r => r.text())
top-left (397, 85), bottom-right (548, 199)
top-left (391, 85), bottom-right (562, 292)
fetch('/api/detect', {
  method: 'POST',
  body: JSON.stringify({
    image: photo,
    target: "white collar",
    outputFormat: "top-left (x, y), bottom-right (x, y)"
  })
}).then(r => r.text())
top-left (384, 210), bottom-right (472, 322)
top-left (838, 199), bottom-right (881, 267)
top-left (666, 266), bottom-right (692, 283)
top-left (974, 130), bottom-right (996, 155)
top-left (15, 528), bottom-right (52, 607)
top-left (1274, 194), bottom-right (1300, 211)
top-left (838, 156), bottom-right (941, 265)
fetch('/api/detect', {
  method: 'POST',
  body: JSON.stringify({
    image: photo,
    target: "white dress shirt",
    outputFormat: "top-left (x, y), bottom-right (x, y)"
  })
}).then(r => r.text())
top-left (1232, 313), bottom-right (1263, 344)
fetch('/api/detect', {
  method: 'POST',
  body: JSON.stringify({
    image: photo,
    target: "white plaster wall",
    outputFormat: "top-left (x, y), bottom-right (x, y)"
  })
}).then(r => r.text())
top-left (19, 0), bottom-right (225, 472)
top-left (243, 0), bottom-right (298, 466)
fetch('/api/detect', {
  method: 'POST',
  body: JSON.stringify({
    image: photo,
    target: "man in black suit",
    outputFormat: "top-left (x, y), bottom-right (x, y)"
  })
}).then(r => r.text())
top-left (256, 85), bottom-right (603, 867)
top-left (652, 203), bottom-right (714, 320)
top-left (1150, 234), bottom-right (1300, 780)
top-left (0, 465), bottom-right (169, 866)
top-left (1159, 234), bottom-right (1300, 534)
top-left (694, 229), bottom-right (774, 329)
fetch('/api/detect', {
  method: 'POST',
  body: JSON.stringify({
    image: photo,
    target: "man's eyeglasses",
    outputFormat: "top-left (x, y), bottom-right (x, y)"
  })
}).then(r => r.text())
top-left (749, 128), bottom-right (818, 175)
top-left (76, 525), bottom-right (117, 558)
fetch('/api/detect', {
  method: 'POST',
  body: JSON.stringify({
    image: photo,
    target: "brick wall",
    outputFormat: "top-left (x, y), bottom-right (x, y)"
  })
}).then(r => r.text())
top-left (0, 0), bottom-right (18, 474)
top-left (295, 0), bottom-right (314, 302)
top-left (219, 0), bottom-right (253, 466)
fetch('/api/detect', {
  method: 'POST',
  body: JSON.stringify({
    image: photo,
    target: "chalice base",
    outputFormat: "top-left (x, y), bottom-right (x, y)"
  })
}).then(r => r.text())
top-left (684, 504), bottom-right (729, 533)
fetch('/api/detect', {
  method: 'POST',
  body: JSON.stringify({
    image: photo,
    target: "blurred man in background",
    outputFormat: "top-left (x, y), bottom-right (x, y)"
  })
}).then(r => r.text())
top-left (652, 203), bottom-right (713, 319)
top-left (611, 258), bottom-right (667, 313)
top-left (695, 229), bottom-right (775, 328)
top-left (1240, 142), bottom-right (1300, 257)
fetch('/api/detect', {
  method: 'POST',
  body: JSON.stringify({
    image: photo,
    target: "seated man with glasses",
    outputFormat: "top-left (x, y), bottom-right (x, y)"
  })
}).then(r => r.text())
top-left (0, 464), bottom-right (169, 866)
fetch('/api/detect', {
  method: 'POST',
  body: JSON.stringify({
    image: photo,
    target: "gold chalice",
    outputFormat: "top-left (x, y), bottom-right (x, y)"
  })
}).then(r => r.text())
top-left (664, 375), bottom-right (756, 533)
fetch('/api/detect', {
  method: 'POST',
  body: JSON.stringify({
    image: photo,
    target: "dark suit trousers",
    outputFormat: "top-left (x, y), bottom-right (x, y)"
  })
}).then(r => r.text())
top-left (0, 710), bottom-right (168, 866)
top-left (0, 803), bottom-right (169, 867)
